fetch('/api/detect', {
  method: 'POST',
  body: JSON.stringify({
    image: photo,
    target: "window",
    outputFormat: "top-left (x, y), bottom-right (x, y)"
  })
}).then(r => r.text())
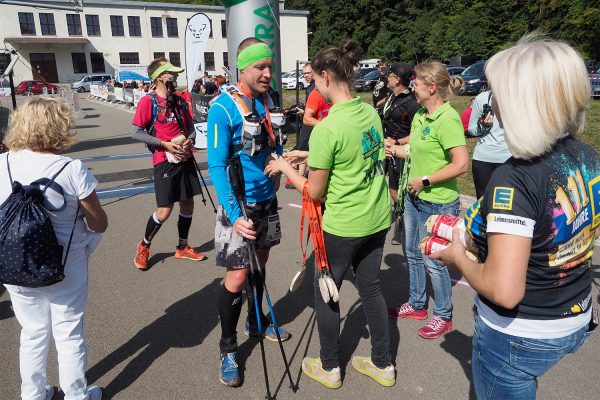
top-left (169, 52), bottom-right (180, 67)
top-left (205, 52), bottom-right (215, 70)
top-left (166, 18), bottom-right (178, 37)
top-left (39, 13), bottom-right (56, 36)
top-left (66, 14), bottom-right (82, 36)
top-left (86, 15), bottom-right (100, 36)
top-left (110, 15), bottom-right (124, 36)
top-left (221, 20), bottom-right (226, 38)
top-left (153, 52), bottom-right (165, 60)
top-left (0, 54), bottom-right (11, 75)
top-left (128, 16), bottom-right (141, 37)
top-left (71, 53), bottom-right (87, 73)
top-left (209, 19), bottom-right (213, 38)
top-left (18, 12), bottom-right (35, 35)
top-left (223, 52), bottom-right (229, 69)
top-left (90, 52), bottom-right (105, 73)
top-left (119, 52), bottom-right (139, 64)
top-left (150, 17), bottom-right (163, 37)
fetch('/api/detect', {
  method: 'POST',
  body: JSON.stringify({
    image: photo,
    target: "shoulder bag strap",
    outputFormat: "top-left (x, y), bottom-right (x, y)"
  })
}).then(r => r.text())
top-left (62, 200), bottom-right (81, 268)
top-left (41, 161), bottom-right (72, 193)
top-left (6, 153), bottom-right (12, 185)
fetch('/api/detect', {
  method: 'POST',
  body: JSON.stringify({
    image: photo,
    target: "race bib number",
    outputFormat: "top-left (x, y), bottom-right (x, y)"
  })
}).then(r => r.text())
top-left (266, 214), bottom-right (282, 242)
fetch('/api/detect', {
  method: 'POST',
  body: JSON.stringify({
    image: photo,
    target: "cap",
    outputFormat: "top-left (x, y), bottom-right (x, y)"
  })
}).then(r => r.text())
top-left (150, 62), bottom-right (185, 81)
top-left (382, 62), bottom-right (413, 85)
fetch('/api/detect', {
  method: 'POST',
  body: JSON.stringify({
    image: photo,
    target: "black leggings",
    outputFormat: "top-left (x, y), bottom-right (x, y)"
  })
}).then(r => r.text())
top-left (315, 228), bottom-right (391, 370)
top-left (472, 159), bottom-right (504, 199)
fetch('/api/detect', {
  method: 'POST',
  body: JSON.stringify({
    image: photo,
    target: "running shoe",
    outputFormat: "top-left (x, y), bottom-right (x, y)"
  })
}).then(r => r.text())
top-left (387, 302), bottom-right (427, 320)
top-left (417, 316), bottom-right (453, 339)
top-left (219, 352), bottom-right (241, 387)
top-left (175, 245), bottom-right (207, 261)
top-left (134, 241), bottom-right (150, 271)
top-left (87, 386), bottom-right (102, 400)
top-left (301, 357), bottom-right (342, 389)
top-left (244, 319), bottom-right (291, 342)
top-left (44, 385), bottom-right (54, 400)
top-left (351, 356), bottom-right (395, 387)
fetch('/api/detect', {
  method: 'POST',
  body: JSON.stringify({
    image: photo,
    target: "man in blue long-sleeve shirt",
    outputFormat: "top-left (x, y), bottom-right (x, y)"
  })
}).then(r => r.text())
top-left (207, 37), bottom-right (290, 387)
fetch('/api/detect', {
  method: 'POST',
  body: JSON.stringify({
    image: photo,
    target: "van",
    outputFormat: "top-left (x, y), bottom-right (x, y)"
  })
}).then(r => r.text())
top-left (72, 74), bottom-right (112, 92)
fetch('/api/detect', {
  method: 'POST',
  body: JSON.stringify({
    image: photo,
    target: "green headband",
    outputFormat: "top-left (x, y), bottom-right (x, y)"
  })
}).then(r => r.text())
top-left (236, 43), bottom-right (273, 71)
top-left (150, 62), bottom-right (184, 81)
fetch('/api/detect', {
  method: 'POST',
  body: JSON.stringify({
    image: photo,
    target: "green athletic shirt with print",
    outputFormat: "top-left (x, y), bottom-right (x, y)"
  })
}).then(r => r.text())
top-left (408, 101), bottom-right (466, 203)
top-left (308, 97), bottom-right (392, 237)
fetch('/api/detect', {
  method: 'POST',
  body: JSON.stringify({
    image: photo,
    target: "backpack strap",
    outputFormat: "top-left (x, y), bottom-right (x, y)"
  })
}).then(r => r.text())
top-left (61, 200), bottom-right (80, 268)
top-left (6, 153), bottom-right (71, 192)
top-left (147, 92), bottom-right (160, 137)
top-left (41, 161), bottom-right (72, 193)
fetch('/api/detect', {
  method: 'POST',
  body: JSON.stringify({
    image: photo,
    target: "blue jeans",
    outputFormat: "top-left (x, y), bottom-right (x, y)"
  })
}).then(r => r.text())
top-left (472, 314), bottom-right (592, 400)
top-left (403, 195), bottom-right (460, 320)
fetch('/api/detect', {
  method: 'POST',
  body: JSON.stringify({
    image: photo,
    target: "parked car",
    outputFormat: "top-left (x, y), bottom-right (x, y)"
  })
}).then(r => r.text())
top-left (282, 70), bottom-right (308, 90)
top-left (16, 80), bottom-right (58, 95)
top-left (72, 74), bottom-right (112, 92)
top-left (446, 66), bottom-right (466, 76)
top-left (353, 70), bottom-right (382, 91)
top-left (459, 60), bottom-right (488, 95)
top-left (354, 67), bottom-right (377, 79)
top-left (590, 67), bottom-right (600, 98)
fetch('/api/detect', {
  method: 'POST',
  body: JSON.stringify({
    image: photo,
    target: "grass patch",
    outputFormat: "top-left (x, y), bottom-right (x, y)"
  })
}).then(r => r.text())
top-left (281, 90), bottom-right (600, 198)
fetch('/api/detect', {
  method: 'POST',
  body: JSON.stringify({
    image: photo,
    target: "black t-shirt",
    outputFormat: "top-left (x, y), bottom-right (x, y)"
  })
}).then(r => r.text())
top-left (372, 75), bottom-right (389, 107)
top-left (465, 136), bottom-right (599, 320)
top-left (382, 91), bottom-right (421, 140)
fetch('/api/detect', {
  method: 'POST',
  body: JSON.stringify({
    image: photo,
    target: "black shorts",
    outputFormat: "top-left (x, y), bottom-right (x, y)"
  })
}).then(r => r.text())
top-left (153, 158), bottom-right (202, 207)
top-left (387, 156), bottom-right (404, 190)
top-left (297, 125), bottom-right (313, 152)
top-left (215, 197), bottom-right (281, 269)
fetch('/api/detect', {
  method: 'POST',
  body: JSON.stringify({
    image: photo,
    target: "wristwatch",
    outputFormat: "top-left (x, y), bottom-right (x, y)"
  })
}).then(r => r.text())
top-left (421, 176), bottom-right (431, 187)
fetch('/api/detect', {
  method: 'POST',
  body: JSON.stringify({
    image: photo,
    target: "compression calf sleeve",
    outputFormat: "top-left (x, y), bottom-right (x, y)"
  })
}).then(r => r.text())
top-left (177, 212), bottom-right (193, 249)
top-left (143, 212), bottom-right (163, 246)
top-left (219, 285), bottom-right (243, 354)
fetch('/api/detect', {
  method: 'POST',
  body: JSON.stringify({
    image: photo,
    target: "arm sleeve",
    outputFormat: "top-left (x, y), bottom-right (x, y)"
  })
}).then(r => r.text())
top-left (131, 124), bottom-right (162, 147)
top-left (482, 166), bottom-right (537, 238)
top-left (468, 94), bottom-right (485, 137)
top-left (207, 102), bottom-right (242, 222)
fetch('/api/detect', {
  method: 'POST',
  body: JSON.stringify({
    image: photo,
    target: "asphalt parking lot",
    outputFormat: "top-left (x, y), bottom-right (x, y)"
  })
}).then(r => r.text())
top-left (0, 95), bottom-right (599, 400)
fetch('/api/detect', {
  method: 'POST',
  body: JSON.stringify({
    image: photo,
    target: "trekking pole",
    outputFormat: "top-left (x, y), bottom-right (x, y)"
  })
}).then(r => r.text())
top-left (227, 156), bottom-right (273, 400)
top-left (169, 91), bottom-right (217, 213)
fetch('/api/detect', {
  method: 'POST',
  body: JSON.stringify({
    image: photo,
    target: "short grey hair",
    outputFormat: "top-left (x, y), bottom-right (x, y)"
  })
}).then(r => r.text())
top-left (485, 34), bottom-right (590, 160)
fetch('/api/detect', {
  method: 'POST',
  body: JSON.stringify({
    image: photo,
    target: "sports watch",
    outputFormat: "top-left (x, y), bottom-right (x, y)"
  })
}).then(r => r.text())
top-left (421, 176), bottom-right (431, 187)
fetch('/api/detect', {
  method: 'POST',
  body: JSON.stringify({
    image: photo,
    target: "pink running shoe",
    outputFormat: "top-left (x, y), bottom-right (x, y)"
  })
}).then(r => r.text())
top-left (417, 316), bottom-right (453, 339)
top-left (387, 303), bottom-right (427, 320)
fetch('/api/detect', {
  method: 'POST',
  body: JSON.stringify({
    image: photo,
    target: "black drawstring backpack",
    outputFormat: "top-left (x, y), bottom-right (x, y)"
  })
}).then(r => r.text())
top-left (0, 154), bottom-right (79, 287)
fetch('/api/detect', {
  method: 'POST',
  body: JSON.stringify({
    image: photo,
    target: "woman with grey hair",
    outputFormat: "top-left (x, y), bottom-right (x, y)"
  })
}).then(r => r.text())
top-left (431, 36), bottom-right (598, 399)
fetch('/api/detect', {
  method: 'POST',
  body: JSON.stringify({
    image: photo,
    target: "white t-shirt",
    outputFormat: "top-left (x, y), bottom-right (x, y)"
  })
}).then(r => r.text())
top-left (0, 150), bottom-right (100, 293)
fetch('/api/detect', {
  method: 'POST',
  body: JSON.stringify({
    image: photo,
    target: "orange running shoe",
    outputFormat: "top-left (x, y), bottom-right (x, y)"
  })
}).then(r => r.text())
top-left (134, 241), bottom-right (151, 271)
top-left (175, 245), bottom-right (207, 261)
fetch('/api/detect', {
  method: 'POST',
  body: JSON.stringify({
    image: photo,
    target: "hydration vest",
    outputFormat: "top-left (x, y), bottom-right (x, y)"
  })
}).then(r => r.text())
top-left (221, 86), bottom-right (285, 157)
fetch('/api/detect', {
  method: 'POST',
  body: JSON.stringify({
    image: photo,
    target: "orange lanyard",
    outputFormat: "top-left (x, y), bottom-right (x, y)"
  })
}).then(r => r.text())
top-left (300, 182), bottom-right (330, 272)
top-left (237, 82), bottom-right (277, 146)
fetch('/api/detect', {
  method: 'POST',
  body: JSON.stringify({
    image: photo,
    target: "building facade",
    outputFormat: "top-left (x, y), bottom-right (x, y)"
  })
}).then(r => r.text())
top-left (0, 0), bottom-right (309, 86)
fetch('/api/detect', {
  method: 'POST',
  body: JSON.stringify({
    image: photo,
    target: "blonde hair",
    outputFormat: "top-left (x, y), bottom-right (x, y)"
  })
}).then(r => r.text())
top-left (7, 96), bottom-right (77, 152)
top-left (485, 35), bottom-right (590, 160)
top-left (415, 60), bottom-right (463, 101)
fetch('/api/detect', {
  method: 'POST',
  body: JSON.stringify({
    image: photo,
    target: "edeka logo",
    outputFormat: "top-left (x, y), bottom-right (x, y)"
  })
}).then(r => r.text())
top-left (492, 187), bottom-right (514, 210)
top-left (253, 2), bottom-right (278, 88)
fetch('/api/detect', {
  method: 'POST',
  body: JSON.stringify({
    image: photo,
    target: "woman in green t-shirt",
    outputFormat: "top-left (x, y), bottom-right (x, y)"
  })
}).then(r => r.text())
top-left (386, 60), bottom-right (468, 339)
top-left (265, 39), bottom-right (395, 389)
